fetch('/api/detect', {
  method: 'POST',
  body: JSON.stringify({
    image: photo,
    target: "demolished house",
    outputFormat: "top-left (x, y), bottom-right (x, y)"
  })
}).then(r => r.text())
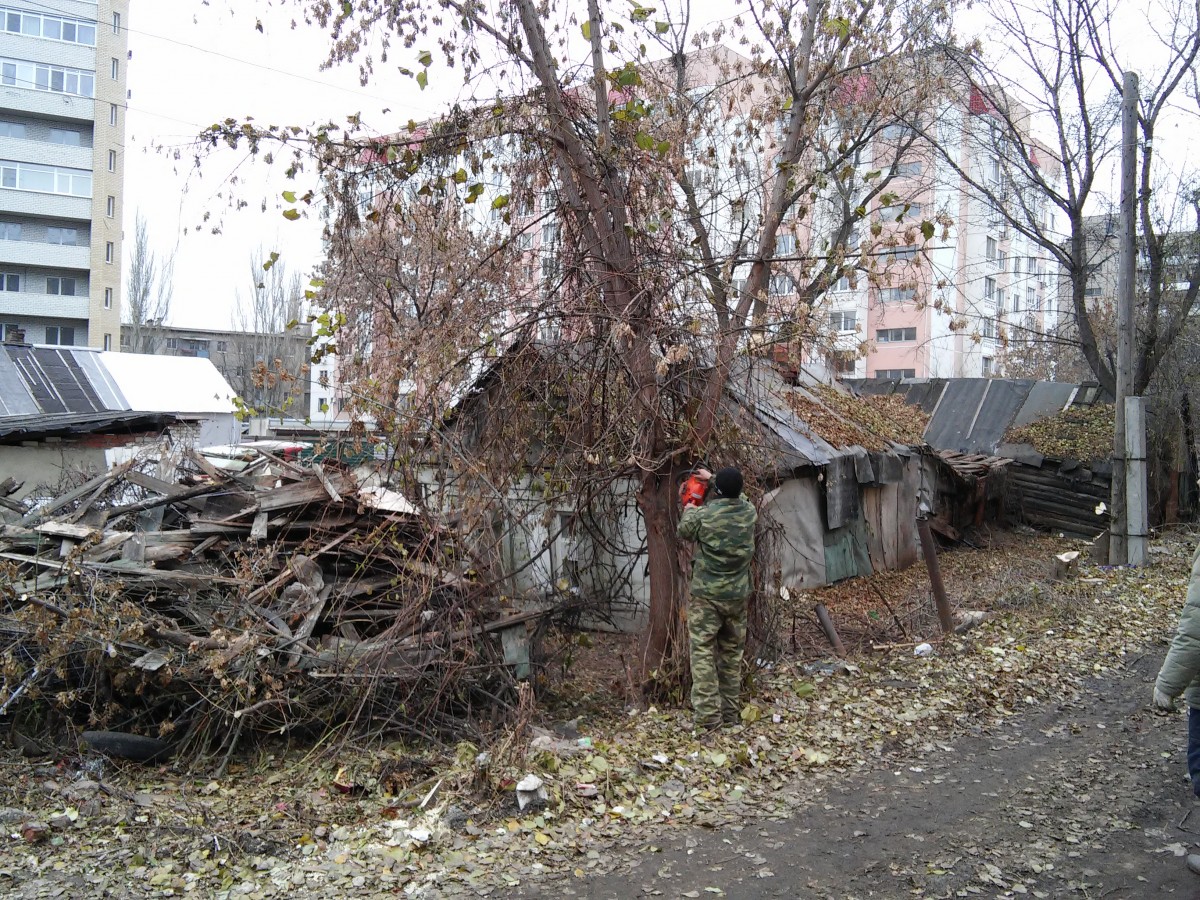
top-left (850, 377), bottom-right (1197, 538)
top-left (419, 351), bottom-right (937, 633)
top-left (0, 430), bottom-right (544, 760)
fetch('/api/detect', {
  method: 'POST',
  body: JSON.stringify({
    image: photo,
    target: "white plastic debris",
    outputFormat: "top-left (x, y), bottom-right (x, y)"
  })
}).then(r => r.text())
top-left (913, 642), bottom-right (934, 657)
top-left (515, 774), bottom-right (547, 810)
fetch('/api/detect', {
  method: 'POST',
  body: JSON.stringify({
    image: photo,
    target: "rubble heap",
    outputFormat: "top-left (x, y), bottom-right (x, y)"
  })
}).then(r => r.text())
top-left (0, 449), bottom-right (536, 766)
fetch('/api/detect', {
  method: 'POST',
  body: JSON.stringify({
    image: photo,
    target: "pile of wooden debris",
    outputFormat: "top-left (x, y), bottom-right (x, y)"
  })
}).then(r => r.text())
top-left (0, 450), bottom-right (544, 768)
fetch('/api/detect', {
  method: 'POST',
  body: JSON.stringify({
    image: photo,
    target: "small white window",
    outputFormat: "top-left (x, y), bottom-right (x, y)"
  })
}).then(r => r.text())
top-left (106, 195), bottom-right (114, 217)
top-left (103, 333), bottom-right (112, 351)
top-left (105, 241), bottom-right (113, 263)
top-left (111, 58), bottom-right (119, 80)
top-left (112, 12), bottom-right (121, 34)
top-left (107, 150), bottom-right (116, 171)
top-left (103, 287), bottom-right (112, 309)
top-left (109, 104), bottom-right (118, 126)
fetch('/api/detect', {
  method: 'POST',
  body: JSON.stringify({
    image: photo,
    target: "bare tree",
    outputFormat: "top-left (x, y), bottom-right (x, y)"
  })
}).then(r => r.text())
top-left (924, 0), bottom-right (1200, 396)
top-left (203, 0), bottom-right (957, 682)
top-left (123, 213), bottom-right (174, 353)
top-left (228, 250), bottom-right (308, 417)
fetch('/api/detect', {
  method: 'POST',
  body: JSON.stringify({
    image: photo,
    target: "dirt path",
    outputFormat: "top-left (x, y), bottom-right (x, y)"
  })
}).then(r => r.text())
top-left (520, 652), bottom-right (1200, 899)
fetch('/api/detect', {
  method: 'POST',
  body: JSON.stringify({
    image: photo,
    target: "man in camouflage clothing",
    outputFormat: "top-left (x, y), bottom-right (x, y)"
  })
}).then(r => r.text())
top-left (678, 466), bottom-right (757, 732)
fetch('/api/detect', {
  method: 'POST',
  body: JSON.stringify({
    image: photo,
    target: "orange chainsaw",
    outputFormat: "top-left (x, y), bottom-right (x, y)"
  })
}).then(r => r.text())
top-left (678, 465), bottom-right (711, 508)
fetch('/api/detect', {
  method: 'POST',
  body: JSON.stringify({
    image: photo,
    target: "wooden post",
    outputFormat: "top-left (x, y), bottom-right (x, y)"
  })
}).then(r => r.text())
top-left (813, 603), bottom-right (846, 658)
top-left (917, 516), bottom-right (954, 635)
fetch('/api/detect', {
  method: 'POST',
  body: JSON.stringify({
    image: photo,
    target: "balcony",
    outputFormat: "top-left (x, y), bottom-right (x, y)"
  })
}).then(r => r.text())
top-left (0, 188), bottom-right (90, 220)
top-left (0, 135), bottom-right (91, 169)
top-left (0, 84), bottom-right (94, 123)
top-left (0, 289), bottom-right (89, 319)
top-left (0, 239), bottom-right (89, 269)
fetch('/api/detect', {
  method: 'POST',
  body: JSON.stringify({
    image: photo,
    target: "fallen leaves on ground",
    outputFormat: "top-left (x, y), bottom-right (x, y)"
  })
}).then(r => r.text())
top-left (0, 530), bottom-right (1194, 898)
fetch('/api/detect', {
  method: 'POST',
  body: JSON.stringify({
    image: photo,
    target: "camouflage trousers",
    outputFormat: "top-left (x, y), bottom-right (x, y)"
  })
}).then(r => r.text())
top-left (688, 593), bottom-right (747, 727)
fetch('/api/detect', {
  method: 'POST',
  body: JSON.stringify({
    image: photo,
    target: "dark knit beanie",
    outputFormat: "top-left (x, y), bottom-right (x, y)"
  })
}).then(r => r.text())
top-left (712, 467), bottom-right (743, 498)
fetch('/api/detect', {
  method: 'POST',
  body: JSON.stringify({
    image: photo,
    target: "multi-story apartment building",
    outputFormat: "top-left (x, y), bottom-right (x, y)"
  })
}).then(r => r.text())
top-left (808, 91), bottom-right (1064, 381)
top-left (0, 1), bottom-right (127, 351)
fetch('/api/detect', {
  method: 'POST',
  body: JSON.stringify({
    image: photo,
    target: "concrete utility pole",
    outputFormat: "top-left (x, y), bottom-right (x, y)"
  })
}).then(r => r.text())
top-left (1110, 71), bottom-right (1138, 566)
top-left (1126, 395), bottom-right (1148, 564)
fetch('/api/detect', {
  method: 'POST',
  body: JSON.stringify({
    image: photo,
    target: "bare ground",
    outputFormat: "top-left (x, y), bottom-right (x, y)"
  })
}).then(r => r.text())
top-left (523, 651), bottom-right (1200, 899)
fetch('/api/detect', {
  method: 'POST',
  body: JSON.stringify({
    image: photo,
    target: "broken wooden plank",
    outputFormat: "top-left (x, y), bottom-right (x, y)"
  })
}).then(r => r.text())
top-left (35, 521), bottom-right (99, 541)
top-left (313, 464), bottom-right (343, 503)
top-left (250, 511), bottom-right (268, 542)
top-left (20, 462), bottom-right (132, 525)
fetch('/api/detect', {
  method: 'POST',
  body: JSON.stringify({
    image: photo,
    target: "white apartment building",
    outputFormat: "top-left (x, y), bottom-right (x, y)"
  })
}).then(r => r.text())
top-left (816, 89), bottom-right (1064, 381)
top-left (0, 0), bottom-right (128, 350)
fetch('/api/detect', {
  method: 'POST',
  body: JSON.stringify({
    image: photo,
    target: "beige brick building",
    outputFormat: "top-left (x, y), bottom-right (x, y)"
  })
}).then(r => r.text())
top-left (0, 0), bottom-right (128, 350)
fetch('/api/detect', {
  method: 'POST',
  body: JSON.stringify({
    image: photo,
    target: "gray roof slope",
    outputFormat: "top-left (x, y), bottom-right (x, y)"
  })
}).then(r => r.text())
top-left (0, 411), bottom-right (177, 442)
top-left (850, 377), bottom-right (1089, 454)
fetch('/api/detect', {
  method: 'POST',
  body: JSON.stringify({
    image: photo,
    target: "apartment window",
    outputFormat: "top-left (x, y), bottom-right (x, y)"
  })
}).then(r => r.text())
top-left (896, 161), bottom-right (923, 177)
top-left (2, 322), bottom-right (18, 339)
top-left (515, 231), bottom-right (533, 250)
top-left (997, 249), bottom-right (1007, 270)
top-left (46, 276), bottom-right (76, 296)
top-left (110, 58), bottom-right (119, 80)
top-left (876, 368), bottom-right (916, 379)
top-left (988, 156), bottom-right (1001, 182)
top-left (886, 245), bottom-right (918, 263)
top-left (829, 310), bottom-right (857, 331)
top-left (165, 337), bottom-right (178, 350)
top-left (0, 221), bottom-right (20, 240)
top-left (0, 272), bottom-right (19, 291)
top-left (0, 120), bottom-right (25, 138)
top-left (834, 274), bottom-right (851, 292)
top-left (318, 369), bottom-right (330, 387)
top-left (997, 288), bottom-right (1006, 311)
top-left (107, 149), bottom-right (116, 171)
top-left (44, 325), bottom-right (75, 345)
top-left (541, 190), bottom-right (558, 211)
top-left (1028, 287), bottom-right (1037, 310)
top-left (879, 122), bottom-right (915, 141)
top-left (0, 58), bottom-right (94, 98)
top-left (1013, 256), bottom-right (1022, 276)
top-left (880, 202), bottom-right (921, 220)
top-left (104, 241), bottom-right (113, 263)
top-left (49, 128), bottom-right (81, 146)
top-left (103, 287), bottom-right (112, 309)
top-left (541, 221), bottom-right (560, 245)
top-left (47, 226), bottom-right (78, 245)
top-left (986, 237), bottom-right (997, 260)
top-left (982, 316), bottom-right (996, 340)
top-left (775, 233), bottom-right (797, 256)
top-left (984, 276), bottom-right (996, 302)
top-left (216, 340), bottom-right (228, 352)
top-left (109, 104), bottom-right (117, 126)
top-left (982, 356), bottom-right (994, 376)
top-left (317, 397), bottom-right (329, 413)
top-left (1, 9), bottom-right (96, 46)
top-left (119, 332), bottom-right (129, 347)
top-left (876, 327), bottom-right (917, 343)
top-left (881, 286), bottom-right (916, 303)
top-left (105, 195), bottom-right (114, 217)
top-left (112, 12), bottom-right (121, 34)
top-left (829, 352), bottom-right (856, 375)
top-left (769, 273), bottom-right (792, 295)
top-left (103, 333), bottom-right (111, 351)
top-left (0, 162), bottom-right (91, 197)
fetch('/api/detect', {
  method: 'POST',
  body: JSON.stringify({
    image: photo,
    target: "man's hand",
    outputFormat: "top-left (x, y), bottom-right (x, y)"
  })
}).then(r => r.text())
top-left (1153, 686), bottom-right (1177, 711)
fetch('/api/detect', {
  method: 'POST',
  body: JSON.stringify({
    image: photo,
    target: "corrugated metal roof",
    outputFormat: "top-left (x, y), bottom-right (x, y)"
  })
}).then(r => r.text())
top-left (851, 377), bottom-right (1102, 455)
top-left (0, 346), bottom-right (39, 417)
top-left (4, 345), bottom-right (108, 415)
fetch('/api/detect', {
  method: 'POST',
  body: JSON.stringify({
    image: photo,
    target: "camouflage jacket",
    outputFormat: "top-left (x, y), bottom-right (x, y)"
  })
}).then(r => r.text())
top-left (1156, 542), bottom-right (1200, 707)
top-left (678, 496), bottom-right (757, 601)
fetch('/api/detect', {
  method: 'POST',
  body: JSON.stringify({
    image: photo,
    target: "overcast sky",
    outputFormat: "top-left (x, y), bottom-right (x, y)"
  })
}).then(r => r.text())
top-left (124, 2), bottom-right (1197, 331)
top-left (123, 2), bottom-right (448, 329)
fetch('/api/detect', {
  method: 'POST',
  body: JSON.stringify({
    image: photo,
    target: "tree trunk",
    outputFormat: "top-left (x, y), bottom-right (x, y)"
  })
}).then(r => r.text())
top-left (638, 468), bottom-right (688, 695)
